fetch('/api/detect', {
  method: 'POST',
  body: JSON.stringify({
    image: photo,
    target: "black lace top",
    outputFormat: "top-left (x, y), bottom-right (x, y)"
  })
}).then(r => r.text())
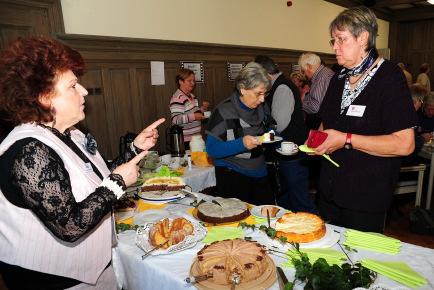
top-left (0, 126), bottom-right (132, 243)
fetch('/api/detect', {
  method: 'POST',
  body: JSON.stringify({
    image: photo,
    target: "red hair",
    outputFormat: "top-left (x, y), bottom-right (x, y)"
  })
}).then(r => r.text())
top-left (0, 37), bottom-right (85, 125)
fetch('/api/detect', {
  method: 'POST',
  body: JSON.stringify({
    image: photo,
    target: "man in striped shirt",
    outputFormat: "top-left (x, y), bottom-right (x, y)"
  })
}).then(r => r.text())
top-left (298, 53), bottom-right (335, 130)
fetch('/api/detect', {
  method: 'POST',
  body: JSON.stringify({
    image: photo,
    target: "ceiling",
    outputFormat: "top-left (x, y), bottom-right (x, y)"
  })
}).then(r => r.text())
top-left (324, 0), bottom-right (434, 21)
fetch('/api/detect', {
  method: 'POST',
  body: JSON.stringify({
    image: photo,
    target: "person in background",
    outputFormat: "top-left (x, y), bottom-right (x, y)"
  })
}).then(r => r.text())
top-left (170, 68), bottom-right (209, 149)
top-left (205, 62), bottom-right (274, 205)
top-left (254, 55), bottom-right (315, 213)
top-left (397, 62), bottom-right (413, 87)
top-left (402, 84), bottom-right (427, 165)
top-left (416, 63), bottom-right (431, 94)
top-left (298, 52), bottom-right (334, 130)
top-left (418, 92), bottom-right (434, 142)
top-left (314, 6), bottom-right (417, 233)
top-left (0, 37), bottom-right (165, 289)
top-left (290, 72), bottom-right (310, 102)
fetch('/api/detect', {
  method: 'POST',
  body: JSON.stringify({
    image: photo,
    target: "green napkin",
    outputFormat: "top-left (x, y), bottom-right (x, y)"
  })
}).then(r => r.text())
top-left (344, 229), bottom-right (401, 254)
top-left (282, 248), bottom-right (346, 268)
top-left (361, 259), bottom-right (427, 288)
top-left (202, 226), bottom-right (244, 244)
top-left (299, 145), bottom-right (340, 167)
top-left (253, 216), bottom-right (268, 224)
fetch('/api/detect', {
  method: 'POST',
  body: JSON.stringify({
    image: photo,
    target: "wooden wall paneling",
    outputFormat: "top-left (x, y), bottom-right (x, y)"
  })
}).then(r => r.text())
top-left (152, 63), bottom-right (180, 153)
top-left (78, 68), bottom-right (113, 158)
top-left (135, 67), bottom-right (156, 129)
top-left (105, 68), bottom-right (137, 157)
top-left (211, 65), bottom-right (232, 106)
top-left (389, 21), bottom-right (399, 64)
top-left (201, 65), bottom-right (217, 107)
top-left (134, 65), bottom-right (172, 154)
top-left (0, 0), bottom-right (64, 50)
top-left (428, 21), bottom-right (434, 52)
top-left (410, 20), bottom-right (428, 51)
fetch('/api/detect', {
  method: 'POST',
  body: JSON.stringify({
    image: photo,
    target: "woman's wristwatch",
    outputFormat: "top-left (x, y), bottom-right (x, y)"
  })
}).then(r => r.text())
top-left (130, 142), bottom-right (144, 155)
top-left (344, 133), bottom-right (353, 150)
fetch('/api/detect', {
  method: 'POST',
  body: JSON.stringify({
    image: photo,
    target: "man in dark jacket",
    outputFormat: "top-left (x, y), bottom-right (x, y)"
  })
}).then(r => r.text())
top-left (255, 55), bottom-right (316, 213)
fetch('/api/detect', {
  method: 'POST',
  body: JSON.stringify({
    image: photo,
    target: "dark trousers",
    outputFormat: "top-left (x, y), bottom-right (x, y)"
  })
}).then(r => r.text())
top-left (277, 158), bottom-right (317, 213)
top-left (215, 166), bottom-right (275, 205)
top-left (318, 196), bottom-right (385, 233)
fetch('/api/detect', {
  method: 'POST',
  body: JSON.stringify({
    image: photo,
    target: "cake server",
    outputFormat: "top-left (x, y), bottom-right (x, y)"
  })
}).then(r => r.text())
top-left (230, 273), bottom-right (240, 290)
top-left (277, 266), bottom-right (290, 290)
top-left (180, 188), bottom-right (199, 199)
top-left (184, 274), bottom-right (213, 284)
top-left (141, 241), bottom-right (168, 259)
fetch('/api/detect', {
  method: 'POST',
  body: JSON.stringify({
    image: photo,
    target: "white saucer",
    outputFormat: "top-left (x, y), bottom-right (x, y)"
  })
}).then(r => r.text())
top-left (276, 148), bottom-right (299, 156)
top-left (251, 205), bottom-right (286, 220)
top-left (259, 136), bottom-right (283, 144)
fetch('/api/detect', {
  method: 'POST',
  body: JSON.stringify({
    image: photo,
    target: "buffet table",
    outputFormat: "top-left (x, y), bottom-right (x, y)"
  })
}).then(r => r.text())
top-left (112, 194), bottom-right (434, 290)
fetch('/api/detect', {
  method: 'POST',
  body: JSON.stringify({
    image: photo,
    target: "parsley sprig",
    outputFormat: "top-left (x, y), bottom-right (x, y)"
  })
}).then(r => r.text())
top-left (238, 222), bottom-right (376, 289)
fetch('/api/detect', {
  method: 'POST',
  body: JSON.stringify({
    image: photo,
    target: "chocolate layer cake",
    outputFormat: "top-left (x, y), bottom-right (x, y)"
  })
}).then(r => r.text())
top-left (197, 197), bottom-right (249, 224)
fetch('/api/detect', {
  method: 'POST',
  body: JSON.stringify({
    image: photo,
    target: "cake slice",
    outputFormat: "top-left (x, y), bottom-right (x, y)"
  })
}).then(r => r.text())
top-left (141, 176), bottom-right (185, 192)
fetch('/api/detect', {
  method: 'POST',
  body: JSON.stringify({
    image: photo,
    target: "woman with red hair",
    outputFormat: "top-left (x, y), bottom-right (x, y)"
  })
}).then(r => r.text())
top-left (0, 37), bottom-right (164, 289)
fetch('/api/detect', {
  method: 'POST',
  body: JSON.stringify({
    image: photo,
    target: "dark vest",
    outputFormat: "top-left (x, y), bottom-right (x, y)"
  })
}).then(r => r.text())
top-left (266, 74), bottom-right (307, 145)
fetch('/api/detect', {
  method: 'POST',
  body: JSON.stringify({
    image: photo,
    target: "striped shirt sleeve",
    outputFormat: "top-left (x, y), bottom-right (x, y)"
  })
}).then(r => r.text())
top-left (303, 65), bottom-right (334, 114)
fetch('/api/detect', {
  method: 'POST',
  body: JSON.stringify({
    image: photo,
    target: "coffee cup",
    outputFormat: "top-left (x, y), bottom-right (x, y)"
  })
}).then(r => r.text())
top-left (204, 111), bottom-right (211, 118)
top-left (281, 141), bottom-right (298, 152)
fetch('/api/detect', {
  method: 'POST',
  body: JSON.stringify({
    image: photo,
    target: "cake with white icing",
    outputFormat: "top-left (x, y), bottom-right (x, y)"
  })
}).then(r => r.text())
top-left (196, 197), bottom-right (249, 223)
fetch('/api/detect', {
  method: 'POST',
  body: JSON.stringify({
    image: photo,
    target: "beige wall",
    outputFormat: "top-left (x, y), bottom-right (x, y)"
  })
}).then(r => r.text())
top-left (61, 0), bottom-right (389, 54)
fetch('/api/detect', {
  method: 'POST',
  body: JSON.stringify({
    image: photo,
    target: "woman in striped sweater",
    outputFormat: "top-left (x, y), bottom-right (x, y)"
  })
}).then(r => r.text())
top-left (170, 68), bottom-right (209, 148)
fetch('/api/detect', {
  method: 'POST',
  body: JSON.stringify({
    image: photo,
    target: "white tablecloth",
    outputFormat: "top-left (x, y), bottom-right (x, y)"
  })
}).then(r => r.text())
top-left (182, 166), bottom-right (215, 192)
top-left (113, 204), bottom-right (434, 290)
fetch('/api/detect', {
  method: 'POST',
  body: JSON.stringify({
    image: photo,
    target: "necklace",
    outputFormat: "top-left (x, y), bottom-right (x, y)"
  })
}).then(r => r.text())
top-left (347, 58), bottom-right (380, 86)
top-left (348, 73), bottom-right (365, 85)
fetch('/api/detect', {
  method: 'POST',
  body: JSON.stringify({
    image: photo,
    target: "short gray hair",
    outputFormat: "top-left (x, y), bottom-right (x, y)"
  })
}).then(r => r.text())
top-left (235, 62), bottom-right (271, 91)
top-left (298, 53), bottom-right (321, 69)
top-left (410, 84), bottom-right (426, 102)
top-left (425, 92), bottom-right (434, 106)
top-left (329, 6), bottom-right (378, 52)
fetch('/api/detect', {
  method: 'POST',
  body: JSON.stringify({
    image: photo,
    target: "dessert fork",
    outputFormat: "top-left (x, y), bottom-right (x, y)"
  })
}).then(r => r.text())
top-left (141, 241), bottom-right (168, 259)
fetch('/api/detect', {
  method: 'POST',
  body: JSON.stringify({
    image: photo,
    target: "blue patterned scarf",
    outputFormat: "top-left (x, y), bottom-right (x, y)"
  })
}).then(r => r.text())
top-left (338, 49), bottom-right (379, 80)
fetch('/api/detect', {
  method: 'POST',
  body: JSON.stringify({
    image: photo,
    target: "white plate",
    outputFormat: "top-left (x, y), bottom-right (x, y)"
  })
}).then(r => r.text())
top-left (258, 136), bottom-right (283, 144)
top-left (137, 190), bottom-right (184, 202)
top-left (276, 148), bottom-right (299, 156)
top-left (264, 224), bottom-right (340, 249)
top-left (251, 205), bottom-right (286, 220)
top-left (132, 209), bottom-right (172, 225)
top-left (135, 215), bottom-right (207, 256)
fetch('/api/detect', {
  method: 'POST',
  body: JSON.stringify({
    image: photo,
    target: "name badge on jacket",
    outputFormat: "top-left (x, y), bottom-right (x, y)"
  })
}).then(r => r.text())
top-left (346, 105), bottom-right (366, 117)
top-left (84, 162), bottom-right (93, 173)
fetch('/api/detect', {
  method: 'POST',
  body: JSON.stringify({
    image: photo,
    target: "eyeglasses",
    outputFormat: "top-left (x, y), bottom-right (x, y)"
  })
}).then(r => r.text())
top-left (329, 36), bottom-right (350, 47)
top-left (253, 91), bottom-right (269, 98)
